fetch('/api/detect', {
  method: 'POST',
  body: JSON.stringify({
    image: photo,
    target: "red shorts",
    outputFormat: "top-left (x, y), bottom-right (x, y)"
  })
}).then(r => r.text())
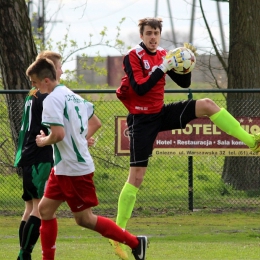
top-left (44, 168), bottom-right (99, 212)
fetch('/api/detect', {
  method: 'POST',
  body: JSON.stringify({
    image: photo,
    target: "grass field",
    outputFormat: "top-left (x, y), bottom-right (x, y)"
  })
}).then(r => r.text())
top-left (1, 211), bottom-right (260, 260)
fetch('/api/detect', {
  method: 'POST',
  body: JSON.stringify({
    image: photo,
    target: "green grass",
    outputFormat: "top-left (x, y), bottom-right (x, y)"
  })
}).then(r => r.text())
top-left (1, 211), bottom-right (260, 259)
top-left (1, 155), bottom-right (259, 215)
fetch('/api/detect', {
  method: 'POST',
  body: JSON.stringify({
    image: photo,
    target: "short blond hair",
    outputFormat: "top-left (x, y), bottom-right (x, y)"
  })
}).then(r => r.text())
top-left (36, 51), bottom-right (62, 68)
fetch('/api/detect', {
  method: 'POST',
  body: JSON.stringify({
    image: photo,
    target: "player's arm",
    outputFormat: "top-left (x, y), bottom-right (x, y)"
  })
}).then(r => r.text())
top-left (167, 70), bottom-right (191, 88)
top-left (125, 49), bottom-right (184, 96)
top-left (166, 44), bottom-right (197, 88)
top-left (124, 53), bottom-right (164, 96)
top-left (86, 114), bottom-right (101, 141)
top-left (36, 126), bottom-right (65, 147)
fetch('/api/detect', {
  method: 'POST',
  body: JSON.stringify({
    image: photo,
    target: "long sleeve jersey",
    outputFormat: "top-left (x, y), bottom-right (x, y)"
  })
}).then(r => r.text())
top-left (116, 42), bottom-right (191, 114)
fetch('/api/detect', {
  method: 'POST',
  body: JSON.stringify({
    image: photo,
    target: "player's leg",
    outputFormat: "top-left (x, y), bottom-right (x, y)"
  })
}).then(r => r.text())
top-left (39, 197), bottom-right (61, 260)
top-left (109, 168), bottom-right (144, 258)
top-left (39, 168), bottom-right (63, 260)
top-left (18, 167), bottom-right (33, 251)
top-left (111, 174), bottom-right (143, 259)
top-left (18, 163), bottom-right (52, 259)
top-left (74, 209), bottom-right (138, 246)
top-left (116, 114), bottom-right (158, 230)
top-left (19, 200), bottom-right (32, 246)
top-left (63, 173), bottom-right (147, 260)
top-left (94, 215), bottom-right (148, 260)
top-left (73, 208), bottom-right (148, 260)
top-left (195, 98), bottom-right (259, 150)
top-left (18, 163), bottom-right (51, 260)
top-left (113, 114), bottom-right (158, 258)
top-left (18, 199), bottom-right (41, 260)
top-left (116, 167), bottom-right (145, 229)
top-left (17, 200), bottom-right (32, 260)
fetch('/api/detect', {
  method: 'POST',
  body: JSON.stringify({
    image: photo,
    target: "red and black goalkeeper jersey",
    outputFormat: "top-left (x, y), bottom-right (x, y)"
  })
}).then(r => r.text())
top-left (116, 42), bottom-right (191, 114)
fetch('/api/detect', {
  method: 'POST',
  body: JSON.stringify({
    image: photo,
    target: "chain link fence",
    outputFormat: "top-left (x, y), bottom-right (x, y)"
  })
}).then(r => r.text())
top-left (0, 90), bottom-right (260, 217)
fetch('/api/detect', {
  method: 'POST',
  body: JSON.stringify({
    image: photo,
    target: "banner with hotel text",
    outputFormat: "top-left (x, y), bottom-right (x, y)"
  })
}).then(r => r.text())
top-left (115, 116), bottom-right (260, 156)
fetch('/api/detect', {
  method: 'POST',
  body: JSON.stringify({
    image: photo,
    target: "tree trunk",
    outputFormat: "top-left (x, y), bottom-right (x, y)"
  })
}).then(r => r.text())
top-left (0, 0), bottom-right (37, 146)
top-left (223, 0), bottom-right (260, 190)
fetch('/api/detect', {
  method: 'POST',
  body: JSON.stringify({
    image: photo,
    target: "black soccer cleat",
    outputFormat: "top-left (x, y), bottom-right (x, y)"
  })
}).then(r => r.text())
top-left (132, 236), bottom-right (148, 260)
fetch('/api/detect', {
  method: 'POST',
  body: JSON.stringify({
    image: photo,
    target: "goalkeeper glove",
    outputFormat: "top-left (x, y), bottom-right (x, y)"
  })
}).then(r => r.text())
top-left (159, 49), bottom-right (184, 73)
top-left (184, 42), bottom-right (198, 56)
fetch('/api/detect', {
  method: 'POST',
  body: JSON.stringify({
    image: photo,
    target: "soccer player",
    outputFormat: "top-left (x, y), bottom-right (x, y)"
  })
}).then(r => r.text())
top-left (113, 17), bottom-right (260, 257)
top-left (26, 57), bottom-right (148, 260)
top-left (14, 51), bottom-right (63, 260)
top-left (15, 51), bottom-right (96, 260)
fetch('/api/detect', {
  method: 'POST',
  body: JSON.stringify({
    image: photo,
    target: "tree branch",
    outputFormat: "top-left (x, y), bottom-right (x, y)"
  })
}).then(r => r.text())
top-left (199, 0), bottom-right (228, 74)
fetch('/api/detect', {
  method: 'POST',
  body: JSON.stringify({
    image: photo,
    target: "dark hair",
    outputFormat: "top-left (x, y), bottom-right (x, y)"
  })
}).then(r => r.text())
top-left (138, 17), bottom-right (163, 35)
top-left (26, 58), bottom-right (56, 81)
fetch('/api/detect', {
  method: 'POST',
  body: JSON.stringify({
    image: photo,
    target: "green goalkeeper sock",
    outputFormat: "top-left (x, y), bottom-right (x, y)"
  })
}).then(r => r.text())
top-left (210, 108), bottom-right (254, 148)
top-left (116, 182), bottom-right (139, 229)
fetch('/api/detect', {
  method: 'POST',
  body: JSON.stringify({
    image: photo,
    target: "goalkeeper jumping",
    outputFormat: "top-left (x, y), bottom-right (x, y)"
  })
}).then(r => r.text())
top-left (112, 17), bottom-right (260, 259)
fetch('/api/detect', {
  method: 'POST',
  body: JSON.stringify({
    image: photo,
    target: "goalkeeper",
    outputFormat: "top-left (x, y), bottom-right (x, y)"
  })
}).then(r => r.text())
top-left (113, 17), bottom-right (260, 259)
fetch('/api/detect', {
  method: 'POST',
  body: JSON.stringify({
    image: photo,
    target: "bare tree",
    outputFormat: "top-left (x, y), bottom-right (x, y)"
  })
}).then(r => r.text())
top-left (222, 0), bottom-right (260, 190)
top-left (0, 0), bottom-right (37, 146)
top-left (200, 0), bottom-right (260, 189)
top-left (0, 1), bottom-right (125, 146)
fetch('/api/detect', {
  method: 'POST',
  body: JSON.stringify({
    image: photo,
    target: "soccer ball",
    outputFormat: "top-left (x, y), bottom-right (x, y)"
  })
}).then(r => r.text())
top-left (172, 47), bottom-right (196, 74)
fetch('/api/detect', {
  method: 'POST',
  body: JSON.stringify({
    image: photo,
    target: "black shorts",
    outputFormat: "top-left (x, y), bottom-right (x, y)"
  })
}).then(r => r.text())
top-left (22, 162), bottom-right (53, 201)
top-left (127, 99), bottom-right (197, 167)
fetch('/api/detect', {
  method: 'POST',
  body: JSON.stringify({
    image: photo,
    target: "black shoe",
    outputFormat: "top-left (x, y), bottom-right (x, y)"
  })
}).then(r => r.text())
top-left (132, 236), bottom-right (148, 260)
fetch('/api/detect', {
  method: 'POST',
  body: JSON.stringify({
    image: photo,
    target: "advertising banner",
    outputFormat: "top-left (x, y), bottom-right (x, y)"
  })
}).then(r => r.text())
top-left (115, 116), bottom-right (260, 156)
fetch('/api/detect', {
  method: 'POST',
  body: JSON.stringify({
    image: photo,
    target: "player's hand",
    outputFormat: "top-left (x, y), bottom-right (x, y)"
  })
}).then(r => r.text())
top-left (184, 42), bottom-right (198, 56)
top-left (159, 49), bottom-right (184, 73)
top-left (36, 130), bottom-right (46, 147)
top-left (87, 137), bottom-right (95, 147)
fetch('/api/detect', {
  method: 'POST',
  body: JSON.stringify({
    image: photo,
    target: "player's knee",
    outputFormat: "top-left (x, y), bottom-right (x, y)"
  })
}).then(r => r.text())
top-left (74, 211), bottom-right (97, 229)
top-left (201, 98), bottom-right (215, 107)
top-left (196, 98), bottom-right (219, 116)
top-left (38, 206), bottom-right (46, 219)
top-left (74, 216), bottom-right (92, 229)
top-left (38, 202), bottom-right (52, 219)
top-left (38, 206), bottom-right (47, 219)
top-left (74, 216), bottom-right (83, 226)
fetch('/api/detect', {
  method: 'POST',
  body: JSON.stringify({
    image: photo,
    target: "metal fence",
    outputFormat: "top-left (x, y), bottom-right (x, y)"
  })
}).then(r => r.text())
top-left (0, 89), bottom-right (260, 217)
